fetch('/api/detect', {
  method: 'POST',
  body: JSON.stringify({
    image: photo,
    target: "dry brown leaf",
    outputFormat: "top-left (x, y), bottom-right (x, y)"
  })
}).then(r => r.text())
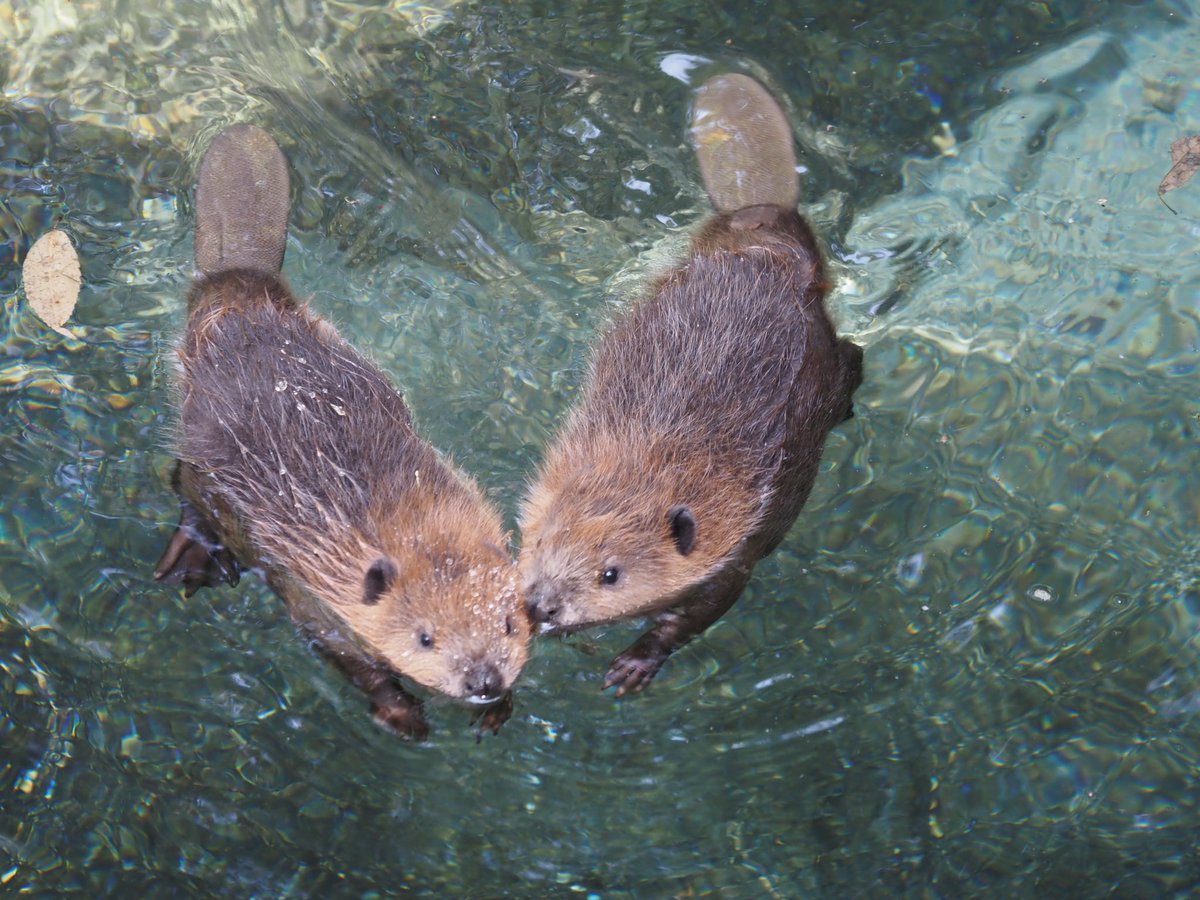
top-left (22, 229), bottom-right (81, 338)
top-left (1158, 135), bottom-right (1200, 214)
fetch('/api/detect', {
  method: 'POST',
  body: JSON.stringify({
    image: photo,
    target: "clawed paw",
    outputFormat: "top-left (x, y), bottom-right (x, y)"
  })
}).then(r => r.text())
top-left (470, 691), bottom-right (514, 740)
top-left (603, 647), bottom-right (667, 697)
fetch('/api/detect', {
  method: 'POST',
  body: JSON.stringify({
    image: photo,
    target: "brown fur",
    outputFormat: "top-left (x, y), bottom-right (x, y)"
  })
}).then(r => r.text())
top-left (176, 270), bottom-right (529, 702)
top-left (518, 76), bottom-right (862, 694)
top-left (155, 126), bottom-right (529, 737)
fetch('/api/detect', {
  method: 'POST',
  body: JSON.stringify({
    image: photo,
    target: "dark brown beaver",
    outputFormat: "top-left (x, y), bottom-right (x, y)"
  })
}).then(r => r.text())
top-left (154, 124), bottom-right (530, 739)
top-left (518, 74), bottom-right (862, 695)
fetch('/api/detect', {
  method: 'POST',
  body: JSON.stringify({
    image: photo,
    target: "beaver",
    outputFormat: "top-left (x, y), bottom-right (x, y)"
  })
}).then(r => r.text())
top-left (518, 74), bottom-right (863, 696)
top-left (153, 124), bottom-right (530, 739)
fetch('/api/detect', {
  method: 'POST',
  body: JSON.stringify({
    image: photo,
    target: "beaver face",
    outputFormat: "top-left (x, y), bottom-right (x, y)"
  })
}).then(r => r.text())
top-left (356, 552), bottom-right (531, 705)
top-left (519, 478), bottom-right (703, 631)
top-left (519, 420), bottom-right (768, 632)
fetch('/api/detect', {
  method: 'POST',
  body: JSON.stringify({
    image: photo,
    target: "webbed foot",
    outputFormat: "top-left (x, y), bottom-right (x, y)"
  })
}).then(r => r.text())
top-left (154, 514), bottom-right (240, 596)
top-left (471, 691), bottom-right (514, 740)
top-left (371, 696), bottom-right (430, 742)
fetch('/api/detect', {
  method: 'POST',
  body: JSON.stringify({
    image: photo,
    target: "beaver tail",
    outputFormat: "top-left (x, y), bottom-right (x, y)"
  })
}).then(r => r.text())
top-left (691, 74), bottom-right (800, 215)
top-left (194, 124), bottom-right (290, 278)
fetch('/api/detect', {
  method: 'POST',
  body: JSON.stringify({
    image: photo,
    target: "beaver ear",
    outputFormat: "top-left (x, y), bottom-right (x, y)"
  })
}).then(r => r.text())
top-left (363, 557), bottom-right (399, 605)
top-left (668, 505), bottom-right (696, 556)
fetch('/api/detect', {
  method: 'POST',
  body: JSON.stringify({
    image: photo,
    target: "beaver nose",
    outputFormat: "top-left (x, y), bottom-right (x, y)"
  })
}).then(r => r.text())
top-left (526, 584), bottom-right (559, 624)
top-left (464, 663), bottom-right (503, 702)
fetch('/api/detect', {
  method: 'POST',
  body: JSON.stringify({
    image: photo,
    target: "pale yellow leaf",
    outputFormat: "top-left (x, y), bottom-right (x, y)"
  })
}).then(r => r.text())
top-left (1158, 135), bottom-right (1200, 214)
top-left (23, 229), bottom-right (81, 338)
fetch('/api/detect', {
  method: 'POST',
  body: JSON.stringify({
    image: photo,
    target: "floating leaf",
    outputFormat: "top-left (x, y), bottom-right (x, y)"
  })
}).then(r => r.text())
top-left (1158, 135), bottom-right (1200, 214)
top-left (23, 229), bottom-right (81, 338)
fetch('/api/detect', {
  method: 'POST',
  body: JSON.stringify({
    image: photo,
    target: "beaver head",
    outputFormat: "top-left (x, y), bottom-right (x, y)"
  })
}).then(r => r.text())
top-left (357, 548), bottom-right (528, 705)
top-left (518, 425), bottom-right (762, 630)
top-left (290, 489), bottom-right (532, 706)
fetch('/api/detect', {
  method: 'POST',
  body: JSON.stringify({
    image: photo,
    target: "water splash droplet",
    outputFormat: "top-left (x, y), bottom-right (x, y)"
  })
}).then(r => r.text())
top-left (1027, 584), bottom-right (1056, 603)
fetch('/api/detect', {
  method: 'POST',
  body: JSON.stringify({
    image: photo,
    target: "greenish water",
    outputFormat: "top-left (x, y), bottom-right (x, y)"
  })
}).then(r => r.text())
top-left (3, 0), bottom-right (1199, 894)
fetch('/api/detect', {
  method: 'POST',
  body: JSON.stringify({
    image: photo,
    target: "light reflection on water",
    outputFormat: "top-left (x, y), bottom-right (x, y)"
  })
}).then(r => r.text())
top-left (3, 0), bottom-right (1200, 894)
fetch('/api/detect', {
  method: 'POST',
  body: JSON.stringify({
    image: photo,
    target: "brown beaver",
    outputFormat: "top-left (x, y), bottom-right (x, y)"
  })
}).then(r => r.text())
top-left (518, 74), bottom-right (863, 695)
top-left (153, 124), bottom-right (530, 739)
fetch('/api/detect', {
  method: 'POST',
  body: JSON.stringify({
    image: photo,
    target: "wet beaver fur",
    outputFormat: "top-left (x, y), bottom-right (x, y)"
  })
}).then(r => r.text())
top-left (519, 74), bottom-right (863, 695)
top-left (154, 124), bottom-right (530, 739)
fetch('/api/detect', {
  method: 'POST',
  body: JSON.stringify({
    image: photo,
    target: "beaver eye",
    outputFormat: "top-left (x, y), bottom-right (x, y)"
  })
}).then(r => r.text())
top-left (418, 631), bottom-right (434, 649)
top-left (504, 615), bottom-right (515, 636)
top-left (600, 566), bottom-right (621, 586)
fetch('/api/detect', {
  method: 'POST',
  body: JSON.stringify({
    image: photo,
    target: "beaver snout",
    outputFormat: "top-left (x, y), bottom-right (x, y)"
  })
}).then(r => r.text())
top-left (525, 582), bottom-right (562, 624)
top-left (463, 663), bottom-right (504, 703)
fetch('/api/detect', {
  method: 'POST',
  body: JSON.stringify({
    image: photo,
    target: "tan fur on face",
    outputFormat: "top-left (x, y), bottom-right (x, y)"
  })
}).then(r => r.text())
top-left (290, 480), bottom-right (529, 700)
top-left (520, 422), bottom-right (766, 629)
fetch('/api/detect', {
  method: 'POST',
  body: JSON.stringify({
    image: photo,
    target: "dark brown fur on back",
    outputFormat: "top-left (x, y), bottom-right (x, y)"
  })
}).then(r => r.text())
top-left (586, 208), bottom-right (857, 541)
top-left (179, 270), bottom-right (442, 550)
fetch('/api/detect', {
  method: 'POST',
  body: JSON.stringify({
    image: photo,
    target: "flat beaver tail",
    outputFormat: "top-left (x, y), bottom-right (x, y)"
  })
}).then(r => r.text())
top-left (691, 74), bottom-right (799, 215)
top-left (195, 124), bottom-right (290, 278)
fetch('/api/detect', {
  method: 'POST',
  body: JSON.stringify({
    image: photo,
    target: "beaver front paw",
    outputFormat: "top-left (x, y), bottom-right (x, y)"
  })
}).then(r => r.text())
top-left (371, 698), bottom-right (430, 742)
top-left (471, 691), bottom-right (514, 740)
top-left (604, 640), bottom-right (670, 697)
